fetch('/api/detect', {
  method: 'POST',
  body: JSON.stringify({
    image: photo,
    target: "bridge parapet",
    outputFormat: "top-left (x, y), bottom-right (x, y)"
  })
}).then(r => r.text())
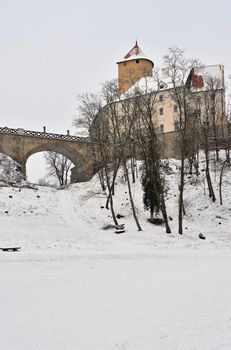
top-left (0, 126), bottom-right (90, 143)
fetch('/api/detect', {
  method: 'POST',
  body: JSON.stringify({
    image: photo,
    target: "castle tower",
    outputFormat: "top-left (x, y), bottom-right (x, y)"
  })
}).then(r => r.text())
top-left (117, 41), bottom-right (154, 96)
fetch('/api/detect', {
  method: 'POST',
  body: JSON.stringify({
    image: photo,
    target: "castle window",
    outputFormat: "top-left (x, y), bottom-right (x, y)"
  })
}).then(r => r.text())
top-left (160, 124), bottom-right (164, 133)
top-left (174, 105), bottom-right (178, 112)
top-left (159, 80), bottom-right (168, 90)
top-left (159, 95), bottom-right (164, 101)
top-left (159, 108), bottom-right (164, 115)
top-left (136, 59), bottom-right (140, 63)
top-left (174, 121), bottom-right (179, 130)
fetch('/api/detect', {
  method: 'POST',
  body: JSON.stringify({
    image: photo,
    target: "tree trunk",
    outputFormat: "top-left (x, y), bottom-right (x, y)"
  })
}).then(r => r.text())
top-left (123, 157), bottom-right (142, 231)
top-left (98, 169), bottom-right (106, 191)
top-left (219, 160), bottom-right (227, 205)
top-left (205, 151), bottom-right (216, 201)
top-left (178, 156), bottom-right (185, 235)
top-left (160, 195), bottom-right (171, 234)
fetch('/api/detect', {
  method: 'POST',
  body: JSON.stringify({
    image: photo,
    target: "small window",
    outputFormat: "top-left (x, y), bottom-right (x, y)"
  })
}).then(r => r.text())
top-left (159, 95), bottom-right (164, 101)
top-left (159, 84), bottom-right (164, 89)
top-left (174, 105), bottom-right (178, 113)
top-left (174, 121), bottom-right (179, 130)
top-left (123, 62), bottom-right (127, 66)
top-left (160, 124), bottom-right (164, 133)
top-left (159, 108), bottom-right (164, 115)
top-left (136, 59), bottom-right (140, 63)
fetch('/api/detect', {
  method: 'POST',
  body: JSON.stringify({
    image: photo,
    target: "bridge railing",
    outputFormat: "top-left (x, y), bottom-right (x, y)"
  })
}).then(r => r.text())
top-left (0, 126), bottom-right (90, 143)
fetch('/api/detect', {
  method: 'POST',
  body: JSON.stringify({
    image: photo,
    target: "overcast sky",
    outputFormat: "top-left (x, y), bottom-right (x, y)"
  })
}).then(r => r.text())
top-left (0, 0), bottom-right (230, 180)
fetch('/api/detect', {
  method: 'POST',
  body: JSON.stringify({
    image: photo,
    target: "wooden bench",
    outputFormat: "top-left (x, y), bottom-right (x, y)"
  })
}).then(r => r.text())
top-left (0, 247), bottom-right (21, 252)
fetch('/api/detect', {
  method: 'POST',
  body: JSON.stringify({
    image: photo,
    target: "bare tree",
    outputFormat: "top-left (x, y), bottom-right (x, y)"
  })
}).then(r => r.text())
top-left (44, 152), bottom-right (73, 187)
top-left (194, 75), bottom-right (226, 202)
top-left (163, 47), bottom-right (200, 234)
top-left (76, 80), bottom-right (143, 230)
top-left (126, 75), bottom-right (171, 233)
top-left (226, 100), bottom-right (231, 163)
top-left (196, 92), bottom-right (216, 201)
top-left (74, 92), bottom-right (106, 191)
top-left (219, 159), bottom-right (230, 205)
top-left (101, 80), bottom-right (142, 231)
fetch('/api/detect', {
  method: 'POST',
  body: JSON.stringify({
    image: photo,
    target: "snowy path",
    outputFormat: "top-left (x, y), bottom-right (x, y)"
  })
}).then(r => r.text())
top-left (1, 251), bottom-right (231, 350)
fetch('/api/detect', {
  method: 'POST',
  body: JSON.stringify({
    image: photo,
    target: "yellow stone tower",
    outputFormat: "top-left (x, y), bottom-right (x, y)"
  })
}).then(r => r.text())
top-left (117, 41), bottom-right (154, 96)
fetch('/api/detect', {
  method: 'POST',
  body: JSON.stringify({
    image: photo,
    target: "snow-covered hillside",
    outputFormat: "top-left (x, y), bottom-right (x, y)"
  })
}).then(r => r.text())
top-left (1, 153), bottom-right (231, 349)
top-left (0, 153), bottom-right (230, 252)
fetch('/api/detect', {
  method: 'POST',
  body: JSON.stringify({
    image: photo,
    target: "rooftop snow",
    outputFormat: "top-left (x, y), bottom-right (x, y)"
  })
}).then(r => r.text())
top-left (119, 64), bottom-right (224, 98)
top-left (117, 41), bottom-right (153, 65)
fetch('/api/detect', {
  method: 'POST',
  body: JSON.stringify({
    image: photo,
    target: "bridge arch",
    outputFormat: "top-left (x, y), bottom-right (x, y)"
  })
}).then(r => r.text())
top-left (25, 143), bottom-right (87, 182)
top-left (0, 127), bottom-right (94, 182)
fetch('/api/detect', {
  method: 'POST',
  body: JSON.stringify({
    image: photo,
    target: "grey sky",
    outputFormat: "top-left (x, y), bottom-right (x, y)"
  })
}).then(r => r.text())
top-left (0, 0), bottom-right (230, 180)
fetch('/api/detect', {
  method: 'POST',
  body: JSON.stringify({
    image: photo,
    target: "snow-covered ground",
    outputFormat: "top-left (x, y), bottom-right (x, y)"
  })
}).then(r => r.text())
top-left (0, 154), bottom-right (231, 349)
top-left (2, 250), bottom-right (231, 350)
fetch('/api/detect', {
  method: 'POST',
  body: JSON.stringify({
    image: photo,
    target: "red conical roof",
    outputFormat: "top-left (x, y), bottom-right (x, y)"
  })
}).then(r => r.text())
top-left (117, 41), bottom-right (154, 67)
top-left (124, 41), bottom-right (145, 59)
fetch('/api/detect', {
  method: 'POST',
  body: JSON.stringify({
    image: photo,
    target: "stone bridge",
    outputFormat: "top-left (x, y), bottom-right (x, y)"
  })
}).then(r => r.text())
top-left (0, 127), bottom-right (94, 182)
